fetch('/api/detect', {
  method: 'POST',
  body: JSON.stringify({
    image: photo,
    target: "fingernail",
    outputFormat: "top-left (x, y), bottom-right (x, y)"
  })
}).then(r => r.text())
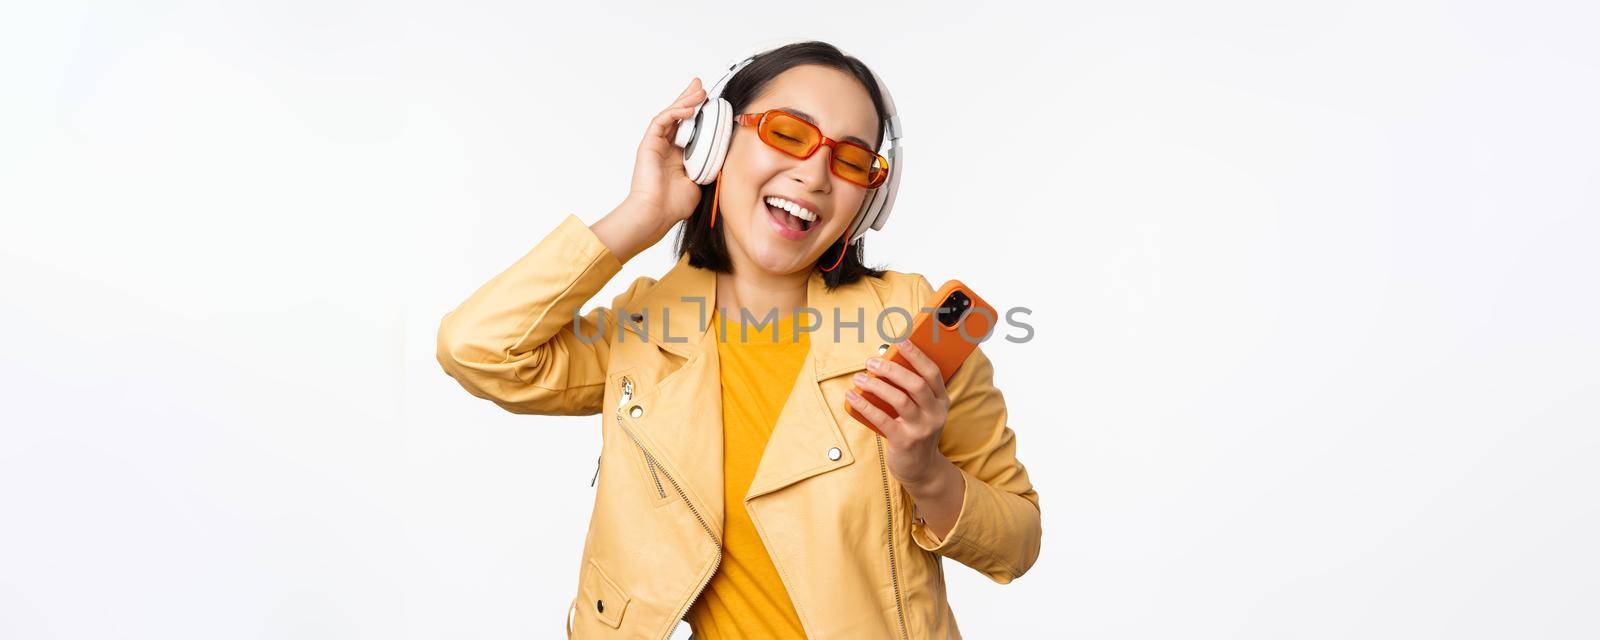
top-left (867, 358), bottom-right (881, 370)
top-left (853, 373), bottom-right (867, 384)
top-left (846, 389), bottom-right (860, 400)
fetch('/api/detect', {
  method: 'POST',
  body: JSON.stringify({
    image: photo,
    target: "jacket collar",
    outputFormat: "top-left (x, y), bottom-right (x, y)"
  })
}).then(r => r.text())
top-left (619, 253), bottom-right (895, 522)
top-left (631, 252), bottom-right (890, 378)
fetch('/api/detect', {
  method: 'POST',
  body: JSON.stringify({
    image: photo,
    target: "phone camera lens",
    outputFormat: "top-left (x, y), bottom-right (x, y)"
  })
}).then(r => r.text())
top-left (937, 291), bottom-right (973, 328)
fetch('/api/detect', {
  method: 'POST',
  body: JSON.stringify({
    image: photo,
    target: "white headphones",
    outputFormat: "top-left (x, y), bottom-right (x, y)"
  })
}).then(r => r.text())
top-left (672, 39), bottom-right (904, 244)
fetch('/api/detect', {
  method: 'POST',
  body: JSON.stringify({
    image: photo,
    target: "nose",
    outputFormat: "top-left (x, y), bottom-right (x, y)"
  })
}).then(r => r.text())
top-left (792, 144), bottom-right (833, 193)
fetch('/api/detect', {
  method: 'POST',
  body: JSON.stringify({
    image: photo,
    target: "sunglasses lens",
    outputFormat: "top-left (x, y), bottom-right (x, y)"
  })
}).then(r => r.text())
top-left (761, 112), bottom-right (820, 157)
top-left (757, 110), bottom-right (889, 188)
top-left (831, 143), bottom-right (887, 188)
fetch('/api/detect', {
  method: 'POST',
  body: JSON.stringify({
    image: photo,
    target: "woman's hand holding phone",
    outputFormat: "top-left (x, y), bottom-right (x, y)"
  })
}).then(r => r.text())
top-left (846, 339), bottom-right (956, 487)
top-left (846, 339), bottom-right (968, 540)
top-left (843, 280), bottom-right (995, 539)
top-left (591, 77), bottom-right (707, 263)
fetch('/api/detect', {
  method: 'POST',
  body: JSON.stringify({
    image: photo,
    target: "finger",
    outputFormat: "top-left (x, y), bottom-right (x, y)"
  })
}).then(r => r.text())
top-left (894, 340), bottom-right (947, 400)
top-left (868, 356), bottom-right (936, 408)
top-left (656, 104), bottom-right (698, 128)
top-left (673, 82), bottom-right (706, 107)
top-left (854, 373), bottom-right (916, 417)
top-left (847, 389), bottom-right (905, 440)
top-left (673, 88), bottom-right (706, 110)
top-left (679, 76), bottom-right (702, 97)
top-left (647, 104), bottom-right (699, 140)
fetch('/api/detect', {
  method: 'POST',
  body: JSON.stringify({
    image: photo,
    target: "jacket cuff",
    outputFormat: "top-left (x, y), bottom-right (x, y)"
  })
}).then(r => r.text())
top-left (550, 213), bottom-right (624, 282)
top-left (910, 466), bottom-right (1025, 577)
top-left (910, 466), bottom-right (974, 552)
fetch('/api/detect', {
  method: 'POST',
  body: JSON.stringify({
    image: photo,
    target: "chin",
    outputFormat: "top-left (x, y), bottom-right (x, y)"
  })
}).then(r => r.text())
top-left (736, 224), bottom-right (812, 277)
top-left (748, 245), bottom-right (813, 276)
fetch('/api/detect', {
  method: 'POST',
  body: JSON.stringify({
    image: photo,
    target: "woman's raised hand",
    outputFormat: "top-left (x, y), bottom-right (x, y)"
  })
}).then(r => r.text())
top-left (592, 77), bottom-right (708, 262)
top-left (631, 77), bottom-right (708, 223)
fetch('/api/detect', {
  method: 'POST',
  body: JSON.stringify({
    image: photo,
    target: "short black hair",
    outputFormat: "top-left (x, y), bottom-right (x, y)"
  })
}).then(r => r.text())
top-left (672, 40), bottom-right (890, 290)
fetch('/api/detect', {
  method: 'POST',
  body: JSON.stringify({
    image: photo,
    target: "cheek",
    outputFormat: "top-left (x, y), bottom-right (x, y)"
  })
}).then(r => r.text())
top-left (724, 138), bottom-right (783, 183)
top-left (821, 194), bottom-right (865, 235)
top-left (720, 150), bottom-right (779, 217)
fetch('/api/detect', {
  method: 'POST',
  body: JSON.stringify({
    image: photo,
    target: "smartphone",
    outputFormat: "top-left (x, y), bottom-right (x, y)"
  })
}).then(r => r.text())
top-left (846, 280), bottom-right (996, 438)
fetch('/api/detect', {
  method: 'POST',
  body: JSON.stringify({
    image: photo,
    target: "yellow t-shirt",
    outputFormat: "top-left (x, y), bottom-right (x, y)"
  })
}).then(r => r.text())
top-left (683, 309), bottom-right (810, 639)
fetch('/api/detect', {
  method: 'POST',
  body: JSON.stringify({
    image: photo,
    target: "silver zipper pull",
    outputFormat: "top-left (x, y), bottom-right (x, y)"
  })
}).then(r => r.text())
top-left (617, 376), bottom-right (634, 409)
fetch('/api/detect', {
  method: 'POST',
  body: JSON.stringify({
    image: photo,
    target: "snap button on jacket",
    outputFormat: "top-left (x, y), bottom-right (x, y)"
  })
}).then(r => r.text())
top-left (437, 214), bottom-right (1042, 639)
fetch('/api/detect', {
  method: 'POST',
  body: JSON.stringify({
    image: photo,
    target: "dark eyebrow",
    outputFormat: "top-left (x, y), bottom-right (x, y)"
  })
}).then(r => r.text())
top-left (780, 107), bottom-right (875, 148)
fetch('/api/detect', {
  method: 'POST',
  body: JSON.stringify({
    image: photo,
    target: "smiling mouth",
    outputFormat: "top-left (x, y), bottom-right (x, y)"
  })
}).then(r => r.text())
top-left (764, 196), bottom-right (819, 232)
top-left (767, 203), bottom-right (813, 231)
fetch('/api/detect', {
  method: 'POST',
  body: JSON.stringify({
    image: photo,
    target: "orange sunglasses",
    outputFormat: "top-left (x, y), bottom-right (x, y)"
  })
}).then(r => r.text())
top-left (735, 109), bottom-right (890, 189)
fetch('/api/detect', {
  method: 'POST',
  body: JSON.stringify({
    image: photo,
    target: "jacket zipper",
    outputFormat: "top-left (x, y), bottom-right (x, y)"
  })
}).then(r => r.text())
top-left (620, 378), bottom-right (667, 499)
top-left (876, 436), bottom-right (910, 640)
top-left (617, 412), bottom-right (721, 640)
top-left (644, 456), bottom-right (666, 498)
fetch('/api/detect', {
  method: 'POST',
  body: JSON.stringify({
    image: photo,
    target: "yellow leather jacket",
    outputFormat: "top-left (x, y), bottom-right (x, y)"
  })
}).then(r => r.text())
top-left (436, 214), bottom-right (1041, 639)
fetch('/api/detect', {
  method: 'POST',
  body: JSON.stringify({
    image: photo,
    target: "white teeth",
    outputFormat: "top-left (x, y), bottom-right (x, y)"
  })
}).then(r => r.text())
top-left (765, 196), bottom-right (817, 223)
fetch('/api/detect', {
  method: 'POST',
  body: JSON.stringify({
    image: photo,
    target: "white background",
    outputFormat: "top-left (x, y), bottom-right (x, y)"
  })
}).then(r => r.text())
top-left (3, 1), bottom-right (1597, 638)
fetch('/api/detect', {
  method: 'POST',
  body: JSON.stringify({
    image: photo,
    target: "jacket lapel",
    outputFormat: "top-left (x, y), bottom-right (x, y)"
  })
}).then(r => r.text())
top-left (620, 254), bottom-right (912, 519)
top-left (617, 254), bottom-right (725, 535)
top-left (746, 269), bottom-right (905, 501)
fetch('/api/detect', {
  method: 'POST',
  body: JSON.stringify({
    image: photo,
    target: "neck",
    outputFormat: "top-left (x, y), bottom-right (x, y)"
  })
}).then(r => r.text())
top-left (715, 267), bottom-right (809, 323)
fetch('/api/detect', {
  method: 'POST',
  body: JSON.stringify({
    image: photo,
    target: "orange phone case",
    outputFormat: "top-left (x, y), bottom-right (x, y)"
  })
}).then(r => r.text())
top-left (845, 280), bottom-right (996, 437)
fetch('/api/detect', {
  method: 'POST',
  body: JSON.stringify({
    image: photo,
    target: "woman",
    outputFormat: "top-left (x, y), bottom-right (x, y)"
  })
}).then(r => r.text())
top-left (436, 41), bottom-right (1041, 639)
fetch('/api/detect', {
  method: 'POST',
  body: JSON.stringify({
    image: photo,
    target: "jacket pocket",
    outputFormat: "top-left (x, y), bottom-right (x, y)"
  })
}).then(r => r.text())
top-left (582, 557), bottom-right (631, 629)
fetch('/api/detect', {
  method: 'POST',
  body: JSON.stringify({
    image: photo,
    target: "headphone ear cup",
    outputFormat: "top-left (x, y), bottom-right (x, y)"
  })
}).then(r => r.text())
top-left (847, 144), bottom-right (900, 242)
top-left (672, 101), bottom-right (700, 149)
top-left (680, 97), bottom-right (734, 185)
top-left (847, 191), bottom-right (880, 243)
top-left (702, 98), bottom-right (734, 184)
top-left (676, 103), bottom-right (707, 180)
top-left (866, 145), bottom-right (902, 233)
